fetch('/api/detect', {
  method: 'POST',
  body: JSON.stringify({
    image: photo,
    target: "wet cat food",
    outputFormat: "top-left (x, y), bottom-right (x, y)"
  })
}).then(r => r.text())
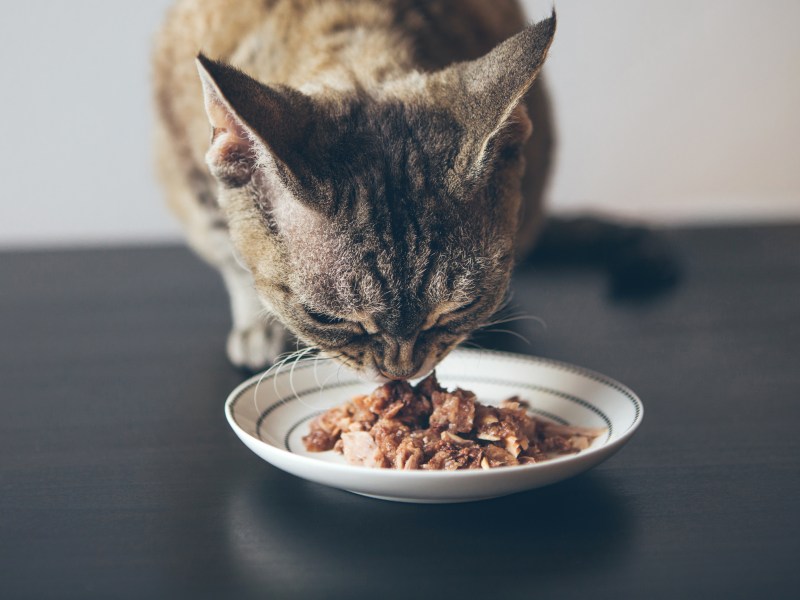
top-left (303, 373), bottom-right (604, 470)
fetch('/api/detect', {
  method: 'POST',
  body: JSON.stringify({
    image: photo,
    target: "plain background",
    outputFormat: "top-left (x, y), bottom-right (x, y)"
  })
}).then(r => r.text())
top-left (1, 0), bottom-right (798, 249)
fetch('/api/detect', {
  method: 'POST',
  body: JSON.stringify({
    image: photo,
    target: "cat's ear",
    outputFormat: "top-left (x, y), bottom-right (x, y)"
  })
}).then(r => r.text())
top-left (195, 54), bottom-right (313, 186)
top-left (433, 13), bottom-right (556, 176)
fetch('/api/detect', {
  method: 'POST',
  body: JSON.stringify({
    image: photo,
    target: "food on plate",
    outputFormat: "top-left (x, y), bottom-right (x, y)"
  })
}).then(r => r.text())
top-left (303, 373), bottom-right (605, 470)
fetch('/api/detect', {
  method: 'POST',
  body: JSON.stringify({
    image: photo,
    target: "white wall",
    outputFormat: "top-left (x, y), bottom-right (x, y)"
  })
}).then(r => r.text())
top-left (1, 0), bottom-right (798, 248)
top-left (0, 0), bottom-right (178, 248)
top-left (529, 0), bottom-right (800, 222)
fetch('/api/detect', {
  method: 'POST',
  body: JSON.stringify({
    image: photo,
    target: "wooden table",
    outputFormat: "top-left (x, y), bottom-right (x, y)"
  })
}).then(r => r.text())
top-left (2, 225), bottom-right (798, 599)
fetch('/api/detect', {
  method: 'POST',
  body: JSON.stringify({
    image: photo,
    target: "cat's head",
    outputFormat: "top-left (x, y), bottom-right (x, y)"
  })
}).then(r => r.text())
top-left (196, 16), bottom-right (555, 379)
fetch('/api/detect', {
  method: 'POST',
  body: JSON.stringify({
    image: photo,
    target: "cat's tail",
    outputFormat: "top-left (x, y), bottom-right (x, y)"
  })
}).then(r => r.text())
top-left (525, 215), bottom-right (683, 299)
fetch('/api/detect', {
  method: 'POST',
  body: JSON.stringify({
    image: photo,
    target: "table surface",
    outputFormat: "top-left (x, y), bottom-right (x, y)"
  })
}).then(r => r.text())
top-left (2, 224), bottom-right (799, 600)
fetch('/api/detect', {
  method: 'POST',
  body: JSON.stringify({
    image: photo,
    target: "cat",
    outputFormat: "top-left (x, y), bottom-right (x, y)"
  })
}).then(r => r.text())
top-left (152, 0), bottom-right (557, 378)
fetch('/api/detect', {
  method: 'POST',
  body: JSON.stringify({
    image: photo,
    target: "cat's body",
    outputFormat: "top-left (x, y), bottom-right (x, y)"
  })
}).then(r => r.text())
top-left (153, 0), bottom-right (556, 376)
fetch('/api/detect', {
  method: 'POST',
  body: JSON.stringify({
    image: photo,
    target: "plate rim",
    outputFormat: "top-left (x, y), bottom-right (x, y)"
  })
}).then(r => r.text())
top-left (225, 348), bottom-right (644, 479)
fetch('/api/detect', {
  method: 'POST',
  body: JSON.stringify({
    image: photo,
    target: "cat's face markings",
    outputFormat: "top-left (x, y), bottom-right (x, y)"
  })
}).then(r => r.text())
top-left (195, 16), bottom-right (555, 376)
top-left (276, 239), bottom-right (512, 379)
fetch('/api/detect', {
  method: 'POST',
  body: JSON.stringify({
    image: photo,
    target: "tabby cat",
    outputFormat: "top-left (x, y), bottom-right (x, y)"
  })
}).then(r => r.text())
top-left (153, 0), bottom-right (556, 378)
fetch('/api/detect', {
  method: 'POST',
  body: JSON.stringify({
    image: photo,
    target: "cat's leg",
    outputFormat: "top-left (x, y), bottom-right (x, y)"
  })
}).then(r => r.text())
top-left (218, 258), bottom-right (288, 370)
top-left (187, 216), bottom-right (289, 370)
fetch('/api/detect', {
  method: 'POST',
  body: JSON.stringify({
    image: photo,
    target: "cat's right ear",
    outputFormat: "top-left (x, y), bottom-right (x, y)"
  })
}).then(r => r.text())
top-left (195, 54), bottom-right (312, 187)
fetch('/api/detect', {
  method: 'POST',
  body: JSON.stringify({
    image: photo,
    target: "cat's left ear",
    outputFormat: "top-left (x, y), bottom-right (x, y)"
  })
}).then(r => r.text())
top-left (195, 54), bottom-right (314, 187)
top-left (432, 13), bottom-right (556, 177)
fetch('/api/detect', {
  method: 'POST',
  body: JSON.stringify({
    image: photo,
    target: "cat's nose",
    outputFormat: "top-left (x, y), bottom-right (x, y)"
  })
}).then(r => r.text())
top-left (378, 337), bottom-right (422, 379)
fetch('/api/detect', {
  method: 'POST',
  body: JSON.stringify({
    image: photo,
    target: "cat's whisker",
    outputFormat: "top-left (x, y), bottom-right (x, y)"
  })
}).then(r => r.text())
top-left (252, 350), bottom-right (305, 445)
top-left (271, 348), bottom-right (308, 402)
top-left (312, 351), bottom-right (324, 389)
top-left (461, 340), bottom-right (487, 351)
top-left (318, 354), bottom-right (348, 389)
top-left (261, 349), bottom-right (301, 410)
top-left (480, 328), bottom-right (532, 346)
top-left (260, 346), bottom-right (351, 414)
top-left (485, 303), bottom-right (526, 320)
top-left (459, 341), bottom-right (486, 360)
top-left (313, 352), bottom-right (344, 390)
top-left (496, 294), bottom-right (513, 312)
top-left (481, 314), bottom-right (547, 330)
top-left (457, 339), bottom-right (487, 372)
top-left (319, 368), bottom-right (338, 390)
top-left (488, 290), bottom-right (515, 318)
top-left (335, 359), bottom-right (346, 385)
top-left (288, 346), bottom-right (318, 407)
top-left (252, 348), bottom-right (298, 415)
top-left (478, 299), bottom-right (548, 341)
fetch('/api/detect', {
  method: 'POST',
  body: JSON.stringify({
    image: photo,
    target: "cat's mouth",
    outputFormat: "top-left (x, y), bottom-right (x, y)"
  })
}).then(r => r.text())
top-left (336, 341), bottom-right (461, 384)
top-left (318, 352), bottom-right (432, 384)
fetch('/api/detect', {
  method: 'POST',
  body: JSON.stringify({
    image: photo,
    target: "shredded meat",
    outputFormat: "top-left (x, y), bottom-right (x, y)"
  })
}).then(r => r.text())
top-left (302, 373), bottom-right (606, 470)
top-left (430, 388), bottom-right (475, 433)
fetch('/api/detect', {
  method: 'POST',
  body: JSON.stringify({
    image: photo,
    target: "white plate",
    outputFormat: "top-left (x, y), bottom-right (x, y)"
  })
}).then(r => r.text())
top-left (225, 349), bottom-right (643, 503)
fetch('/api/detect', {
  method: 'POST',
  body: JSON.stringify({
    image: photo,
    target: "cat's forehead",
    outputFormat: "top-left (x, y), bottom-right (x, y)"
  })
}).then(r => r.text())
top-left (277, 198), bottom-right (488, 314)
top-left (281, 209), bottom-right (425, 310)
top-left (302, 102), bottom-right (473, 222)
top-left (325, 97), bottom-right (466, 180)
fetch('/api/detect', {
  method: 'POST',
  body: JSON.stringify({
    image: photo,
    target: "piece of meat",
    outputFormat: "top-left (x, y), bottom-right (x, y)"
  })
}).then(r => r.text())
top-left (429, 388), bottom-right (476, 433)
top-left (350, 394), bottom-right (377, 423)
top-left (371, 418), bottom-right (411, 459)
top-left (497, 399), bottom-right (537, 439)
top-left (481, 444), bottom-right (520, 468)
top-left (302, 406), bottom-right (354, 451)
top-left (302, 428), bottom-right (337, 452)
top-left (475, 405), bottom-right (530, 457)
top-left (424, 440), bottom-right (483, 470)
top-left (341, 431), bottom-right (386, 468)
top-left (394, 436), bottom-right (425, 470)
top-left (410, 428), bottom-right (444, 457)
top-left (414, 372), bottom-right (445, 399)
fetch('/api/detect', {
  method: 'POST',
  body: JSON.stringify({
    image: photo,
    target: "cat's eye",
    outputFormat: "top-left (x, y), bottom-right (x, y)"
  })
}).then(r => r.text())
top-left (450, 298), bottom-right (480, 315)
top-left (423, 298), bottom-right (482, 331)
top-left (301, 306), bottom-right (369, 335)
top-left (303, 306), bottom-right (347, 326)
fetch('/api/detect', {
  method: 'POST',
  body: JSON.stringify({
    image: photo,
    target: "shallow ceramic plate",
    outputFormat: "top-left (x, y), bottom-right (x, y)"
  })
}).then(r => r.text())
top-left (225, 349), bottom-right (643, 503)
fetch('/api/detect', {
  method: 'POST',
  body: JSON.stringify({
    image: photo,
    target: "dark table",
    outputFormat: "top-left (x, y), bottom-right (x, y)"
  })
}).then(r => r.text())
top-left (1, 224), bottom-right (798, 599)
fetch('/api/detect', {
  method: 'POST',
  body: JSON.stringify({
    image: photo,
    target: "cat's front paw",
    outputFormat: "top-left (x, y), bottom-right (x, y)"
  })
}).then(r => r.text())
top-left (226, 322), bottom-right (286, 372)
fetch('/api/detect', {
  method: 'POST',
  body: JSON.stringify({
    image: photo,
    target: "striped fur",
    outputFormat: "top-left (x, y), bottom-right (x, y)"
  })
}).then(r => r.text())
top-left (153, 0), bottom-right (555, 376)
